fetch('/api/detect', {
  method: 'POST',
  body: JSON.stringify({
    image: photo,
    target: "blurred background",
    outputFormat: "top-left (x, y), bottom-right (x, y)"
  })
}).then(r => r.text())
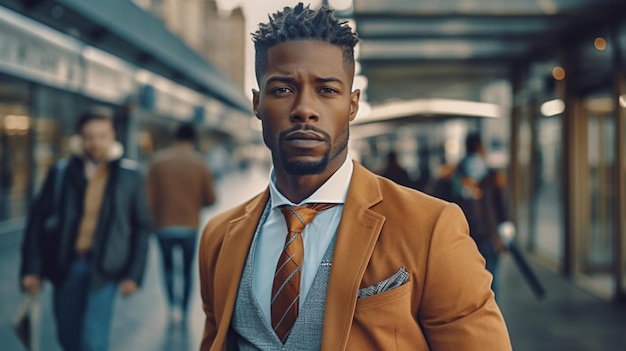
top-left (1, 0), bottom-right (626, 350)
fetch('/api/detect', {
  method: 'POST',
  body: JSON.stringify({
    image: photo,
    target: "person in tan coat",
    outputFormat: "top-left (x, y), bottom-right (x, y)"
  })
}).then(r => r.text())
top-left (198, 3), bottom-right (512, 350)
top-left (147, 122), bottom-right (216, 323)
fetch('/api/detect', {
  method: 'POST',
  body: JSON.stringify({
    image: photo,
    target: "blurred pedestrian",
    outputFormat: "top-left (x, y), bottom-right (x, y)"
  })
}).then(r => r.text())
top-left (197, 3), bottom-right (511, 350)
top-left (424, 161), bottom-right (456, 201)
top-left (20, 106), bottom-right (151, 351)
top-left (413, 146), bottom-right (432, 191)
top-left (452, 132), bottom-right (509, 299)
top-left (380, 150), bottom-right (413, 188)
top-left (146, 122), bottom-right (216, 324)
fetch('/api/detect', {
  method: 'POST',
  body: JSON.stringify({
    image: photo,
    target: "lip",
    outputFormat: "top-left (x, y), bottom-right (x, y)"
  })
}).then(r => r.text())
top-left (284, 131), bottom-right (324, 141)
top-left (283, 131), bottom-right (325, 148)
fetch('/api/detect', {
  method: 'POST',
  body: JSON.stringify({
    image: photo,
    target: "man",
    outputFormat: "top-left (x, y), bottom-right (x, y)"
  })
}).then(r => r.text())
top-left (146, 122), bottom-right (216, 323)
top-left (452, 132), bottom-right (509, 299)
top-left (20, 107), bottom-right (151, 351)
top-left (198, 3), bottom-right (512, 350)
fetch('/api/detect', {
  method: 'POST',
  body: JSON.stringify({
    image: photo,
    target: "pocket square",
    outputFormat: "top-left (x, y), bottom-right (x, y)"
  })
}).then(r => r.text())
top-left (357, 266), bottom-right (409, 298)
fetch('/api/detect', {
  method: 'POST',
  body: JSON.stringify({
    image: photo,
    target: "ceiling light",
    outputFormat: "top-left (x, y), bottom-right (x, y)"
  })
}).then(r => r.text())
top-left (541, 99), bottom-right (565, 116)
top-left (552, 66), bottom-right (566, 80)
top-left (594, 37), bottom-right (607, 51)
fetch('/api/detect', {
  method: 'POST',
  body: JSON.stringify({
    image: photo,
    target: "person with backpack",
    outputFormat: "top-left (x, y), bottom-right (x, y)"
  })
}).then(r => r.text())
top-left (452, 132), bottom-right (509, 299)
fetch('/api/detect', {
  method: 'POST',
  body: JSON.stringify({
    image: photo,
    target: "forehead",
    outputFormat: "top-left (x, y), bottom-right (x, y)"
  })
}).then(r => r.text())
top-left (264, 40), bottom-right (350, 83)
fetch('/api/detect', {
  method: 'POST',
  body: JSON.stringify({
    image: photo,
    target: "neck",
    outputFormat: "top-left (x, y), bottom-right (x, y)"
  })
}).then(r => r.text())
top-left (274, 152), bottom-right (347, 204)
top-left (85, 156), bottom-right (104, 164)
top-left (175, 141), bottom-right (194, 149)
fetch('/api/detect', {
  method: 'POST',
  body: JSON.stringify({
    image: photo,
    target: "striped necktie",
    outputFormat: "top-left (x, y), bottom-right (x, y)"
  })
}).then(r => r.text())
top-left (271, 203), bottom-right (337, 343)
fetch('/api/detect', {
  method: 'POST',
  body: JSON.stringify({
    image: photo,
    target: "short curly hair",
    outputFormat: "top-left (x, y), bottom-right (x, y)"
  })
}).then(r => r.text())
top-left (252, 2), bottom-right (359, 85)
top-left (76, 105), bottom-right (114, 132)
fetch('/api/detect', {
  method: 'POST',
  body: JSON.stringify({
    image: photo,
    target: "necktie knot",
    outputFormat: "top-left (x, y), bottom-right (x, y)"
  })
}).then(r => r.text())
top-left (280, 203), bottom-right (338, 233)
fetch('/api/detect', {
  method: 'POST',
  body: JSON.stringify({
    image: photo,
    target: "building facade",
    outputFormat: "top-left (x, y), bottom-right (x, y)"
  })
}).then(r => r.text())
top-left (134, 0), bottom-right (246, 89)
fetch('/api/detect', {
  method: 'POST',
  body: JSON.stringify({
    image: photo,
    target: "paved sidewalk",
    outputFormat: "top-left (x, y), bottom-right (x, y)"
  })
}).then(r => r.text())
top-left (1, 164), bottom-right (626, 350)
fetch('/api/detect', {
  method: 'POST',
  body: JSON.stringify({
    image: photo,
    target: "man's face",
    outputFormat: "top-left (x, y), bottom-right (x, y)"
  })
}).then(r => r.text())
top-left (80, 119), bottom-right (115, 162)
top-left (253, 40), bottom-right (360, 176)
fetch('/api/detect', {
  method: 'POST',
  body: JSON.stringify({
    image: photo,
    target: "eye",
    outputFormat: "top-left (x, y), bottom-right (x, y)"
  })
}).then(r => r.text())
top-left (271, 87), bottom-right (293, 95)
top-left (319, 87), bottom-right (339, 94)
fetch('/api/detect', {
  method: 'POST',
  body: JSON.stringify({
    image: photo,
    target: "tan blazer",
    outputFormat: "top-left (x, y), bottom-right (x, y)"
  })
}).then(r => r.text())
top-left (146, 146), bottom-right (216, 229)
top-left (198, 162), bottom-right (512, 350)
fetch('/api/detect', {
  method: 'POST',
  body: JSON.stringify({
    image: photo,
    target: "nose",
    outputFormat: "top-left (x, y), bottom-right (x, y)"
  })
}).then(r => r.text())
top-left (289, 88), bottom-right (319, 123)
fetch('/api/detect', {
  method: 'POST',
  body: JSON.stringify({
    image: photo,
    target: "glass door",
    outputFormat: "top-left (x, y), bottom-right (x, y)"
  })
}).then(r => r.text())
top-left (531, 115), bottom-right (563, 264)
top-left (577, 95), bottom-right (615, 297)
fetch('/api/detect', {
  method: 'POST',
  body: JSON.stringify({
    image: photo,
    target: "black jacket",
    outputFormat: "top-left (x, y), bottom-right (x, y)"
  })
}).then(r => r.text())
top-left (20, 156), bottom-right (151, 288)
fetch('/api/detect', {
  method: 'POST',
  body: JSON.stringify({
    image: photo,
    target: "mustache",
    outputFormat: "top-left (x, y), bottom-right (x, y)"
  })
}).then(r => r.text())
top-left (278, 124), bottom-right (330, 141)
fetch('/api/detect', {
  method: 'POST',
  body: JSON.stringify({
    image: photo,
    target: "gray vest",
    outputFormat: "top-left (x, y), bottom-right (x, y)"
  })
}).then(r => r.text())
top-left (231, 202), bottom-right (337, 350)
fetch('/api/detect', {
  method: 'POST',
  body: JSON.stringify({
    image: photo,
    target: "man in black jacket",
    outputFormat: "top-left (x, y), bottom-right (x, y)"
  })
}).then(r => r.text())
top-left (20, 107), bottom-right (151, 351)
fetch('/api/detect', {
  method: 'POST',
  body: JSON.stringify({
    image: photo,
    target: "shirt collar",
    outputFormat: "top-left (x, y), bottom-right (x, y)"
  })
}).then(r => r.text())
top-left (269, 155), bottom-right (353, 209)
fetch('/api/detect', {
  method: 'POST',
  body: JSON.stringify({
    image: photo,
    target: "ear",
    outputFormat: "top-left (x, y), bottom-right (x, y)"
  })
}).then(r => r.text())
top-left (252, 89), bottom-right (261, 119)
top-left (349, 89), bottom-right (361, 122)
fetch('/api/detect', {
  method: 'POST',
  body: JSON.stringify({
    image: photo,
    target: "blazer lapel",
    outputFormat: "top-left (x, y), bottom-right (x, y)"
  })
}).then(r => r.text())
top-left (213, 189), bottom-right (270, 336)
top-left (321, 162), bottom-right (385, 351)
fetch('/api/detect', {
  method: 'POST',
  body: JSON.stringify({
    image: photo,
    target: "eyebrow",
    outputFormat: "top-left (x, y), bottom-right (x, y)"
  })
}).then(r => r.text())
top-left (264, 75), bottom-right (345, 86)
top-left (316, 76), bottom-right (344, 84)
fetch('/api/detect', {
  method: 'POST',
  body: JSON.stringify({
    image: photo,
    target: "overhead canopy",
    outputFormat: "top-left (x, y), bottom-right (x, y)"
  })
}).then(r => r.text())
top-left (350, 0), bottom-right (626, 104)
top-left (0, 0), bottom-right (252, 113)
top-left (353, 98), bottom-right (501, 126)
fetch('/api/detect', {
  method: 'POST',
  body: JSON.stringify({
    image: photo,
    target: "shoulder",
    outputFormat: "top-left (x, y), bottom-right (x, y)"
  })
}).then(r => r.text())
top-left (187, 151), bottom-right (212, 170)
top-left (199, 191), bottom-right (266, 257)
top-left (204, 191), bottom-right (268, 233)
top-left (379, 175), bottom-right (457, 221)
top-left (351, 161), bottom-right (450, 212)
top-left (351, 165), bottom-right (464, 238)
top-left (148, 148), bottom-right (173, 166)
top-left (151, 149), bottom-right (208, 170)
top-left (356, 163), bottom-right (450, 213)
top-left (115, 159), bottom-right (144, 181)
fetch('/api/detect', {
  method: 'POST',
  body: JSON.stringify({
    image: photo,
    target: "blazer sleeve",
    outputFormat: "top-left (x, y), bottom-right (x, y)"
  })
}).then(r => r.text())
top-left (418, 203), bottom-right (512, 351)
top-left (198, 222), bottom-right (219, 350)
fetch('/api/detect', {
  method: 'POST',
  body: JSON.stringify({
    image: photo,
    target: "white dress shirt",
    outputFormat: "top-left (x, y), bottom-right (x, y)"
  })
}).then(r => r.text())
top-left (252, 156), bottom-right (353, 324)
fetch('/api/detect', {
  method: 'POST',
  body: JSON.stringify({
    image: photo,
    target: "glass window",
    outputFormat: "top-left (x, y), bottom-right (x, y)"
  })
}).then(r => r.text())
top-left (0, 76), bottom-right (31, 222)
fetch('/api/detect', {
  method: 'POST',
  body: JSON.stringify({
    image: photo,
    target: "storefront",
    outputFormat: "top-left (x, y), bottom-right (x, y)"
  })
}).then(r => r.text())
top-left (510, 18), bottom-right (626, 300)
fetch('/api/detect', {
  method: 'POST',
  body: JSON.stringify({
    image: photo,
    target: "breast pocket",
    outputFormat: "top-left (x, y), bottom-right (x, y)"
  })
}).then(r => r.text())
top-left (355, 278), bottom-right (412, 311)
top-left (349, 280), bottom-right (429, 351)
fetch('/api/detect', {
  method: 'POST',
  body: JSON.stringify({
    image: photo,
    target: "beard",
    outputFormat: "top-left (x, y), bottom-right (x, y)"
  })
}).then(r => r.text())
top-left (276, 124), bottom-right (349, 176)
top-left (281, 150), bottom-right (330, 175)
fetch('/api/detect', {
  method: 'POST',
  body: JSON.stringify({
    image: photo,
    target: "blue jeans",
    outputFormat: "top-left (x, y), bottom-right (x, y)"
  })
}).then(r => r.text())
top-left (156, 228), bottom-right (197, 314)
top-left (53, 258), bottom-right (118, 351)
